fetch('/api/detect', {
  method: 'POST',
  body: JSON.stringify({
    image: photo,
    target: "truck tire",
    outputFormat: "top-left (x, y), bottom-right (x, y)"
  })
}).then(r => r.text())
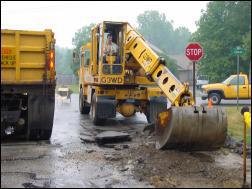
top-left (79, 89), bottom-right (90, 114)
top-left (40, 130), bottom-right (52, 140)
top-left (90, 93), bottom-right (105, 125)
top-left (146, 97), bottom-right (167, 124)
top-left (28, 94), bottom-right (54, 141)
top-left (208, 93), bottom-right (221, 105)
top-left (29, 129), bottom-right (52, 140)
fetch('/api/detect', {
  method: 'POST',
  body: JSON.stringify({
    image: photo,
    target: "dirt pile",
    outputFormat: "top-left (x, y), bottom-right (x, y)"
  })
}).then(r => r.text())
top-left (116, 134), bottom-right (246, 188)
top-left (224, 135), bottom-right (251, 158)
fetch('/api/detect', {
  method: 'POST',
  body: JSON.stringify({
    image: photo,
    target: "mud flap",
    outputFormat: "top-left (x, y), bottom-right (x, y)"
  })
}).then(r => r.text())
top-left (27, 94), bottom-right (55, 140)
top-left (96, 96), bottom-right (116, 119)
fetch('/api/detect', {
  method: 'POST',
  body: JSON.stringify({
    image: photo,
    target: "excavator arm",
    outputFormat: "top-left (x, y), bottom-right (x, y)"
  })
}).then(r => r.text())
top-left (125, 25), bottom-right (194, 106)
top-left (125, 24), bottom-right (227, 150)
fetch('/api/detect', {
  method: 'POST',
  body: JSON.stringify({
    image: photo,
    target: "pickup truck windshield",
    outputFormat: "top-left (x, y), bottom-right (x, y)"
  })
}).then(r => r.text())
top-left (222, 76), bottom-right (233, 84)
top-left (222, 76), bottom-right (245, 85)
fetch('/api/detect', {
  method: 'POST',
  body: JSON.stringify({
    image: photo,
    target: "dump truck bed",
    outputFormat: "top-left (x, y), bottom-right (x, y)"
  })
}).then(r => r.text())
top-left (1, 29), bottom-right (56, 140)
top-left (1, 29), bottom-right (55, 84)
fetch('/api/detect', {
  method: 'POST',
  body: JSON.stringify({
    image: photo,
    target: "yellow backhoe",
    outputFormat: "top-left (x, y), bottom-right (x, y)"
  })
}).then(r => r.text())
top-left (77, 21), bottom-right (227, 150)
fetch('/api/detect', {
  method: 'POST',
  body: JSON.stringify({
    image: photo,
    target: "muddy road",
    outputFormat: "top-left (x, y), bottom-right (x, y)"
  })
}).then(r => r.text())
top-left (1, 94), bottom-right (251, 188)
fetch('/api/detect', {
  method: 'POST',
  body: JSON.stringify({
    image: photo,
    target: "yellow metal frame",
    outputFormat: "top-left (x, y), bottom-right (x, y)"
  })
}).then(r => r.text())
top-left (1, 29), bottom-right (55, 84)
top-left (90, 22), bottom-right (127, 85)
top-left (125, 24), bottom-right (194, 106)
top-left (95, 86), bottom-right (166, 100)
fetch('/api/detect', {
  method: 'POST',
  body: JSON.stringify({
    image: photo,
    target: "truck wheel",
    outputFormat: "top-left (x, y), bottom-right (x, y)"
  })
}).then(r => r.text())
top-left (90, 93), bottom-right (105, 125)
top-left (145, 97), bottom-right (167, 124)
top-left (27, 94), bottom-right (54, 141)
top-left (29, 129), bottom-right (52, 140)
top-left (40, 129), bottom-right (52, 140)
top-left (79, 89), bottom-right (90, 114)
top-left (209, 93), bottom-right (221, 105)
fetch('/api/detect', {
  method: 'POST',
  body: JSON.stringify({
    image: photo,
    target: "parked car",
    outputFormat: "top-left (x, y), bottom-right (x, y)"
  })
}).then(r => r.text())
top-left (196, 75), bottom-right (209, 89)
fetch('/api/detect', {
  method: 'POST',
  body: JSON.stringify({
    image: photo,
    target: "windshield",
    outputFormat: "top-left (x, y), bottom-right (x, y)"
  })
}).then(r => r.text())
top-left (222, 76), bottom-right (233, 84)
top-left (222, 75), bottom-right (245, 85)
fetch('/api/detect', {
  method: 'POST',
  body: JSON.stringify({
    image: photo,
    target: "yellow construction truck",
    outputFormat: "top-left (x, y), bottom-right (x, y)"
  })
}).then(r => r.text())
top-left (77, 21), bottom-right (227, 150)
top-left (201, 73), bottom-right (251, 105)
top-left (1, 29), bottom-right (56, 140)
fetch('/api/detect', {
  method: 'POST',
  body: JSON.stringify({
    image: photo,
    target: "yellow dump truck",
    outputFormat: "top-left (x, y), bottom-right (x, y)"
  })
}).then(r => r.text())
top-left (1, 29), bottom-right (56, 140)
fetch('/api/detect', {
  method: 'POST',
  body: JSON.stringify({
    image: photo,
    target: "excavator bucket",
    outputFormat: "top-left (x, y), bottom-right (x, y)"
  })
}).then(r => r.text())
top-left (155, 106), bottom-right (227, 151)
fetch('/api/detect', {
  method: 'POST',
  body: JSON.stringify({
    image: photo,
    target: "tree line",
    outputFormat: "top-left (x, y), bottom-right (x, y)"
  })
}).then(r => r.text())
top-left (59, 1), bottom-right (251, 83)
top-left (192, 1), bottom-right (251, 82)
top-left (55, 46), bottom-right (73, 75)
top-left (69, 10), bottom-right (190, 76)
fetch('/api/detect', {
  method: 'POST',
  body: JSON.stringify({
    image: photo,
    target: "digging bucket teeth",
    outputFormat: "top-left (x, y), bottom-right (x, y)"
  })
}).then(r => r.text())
top-left (155, 106), bottom-right (227, 151)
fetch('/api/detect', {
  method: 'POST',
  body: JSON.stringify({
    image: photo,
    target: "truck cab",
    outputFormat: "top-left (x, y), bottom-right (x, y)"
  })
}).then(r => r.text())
top-left (201, 73), bottom-right (251, 104)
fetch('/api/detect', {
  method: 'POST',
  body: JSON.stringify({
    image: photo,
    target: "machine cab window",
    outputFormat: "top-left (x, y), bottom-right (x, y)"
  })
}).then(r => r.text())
top-left (84, 50), bottom-right (90, 67)
top-left (101, 22), bottom-right (124, 75)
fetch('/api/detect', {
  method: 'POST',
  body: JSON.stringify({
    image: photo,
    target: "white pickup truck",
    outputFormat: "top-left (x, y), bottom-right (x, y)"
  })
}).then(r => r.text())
top-left (196, 75), bottom-right (209, 89)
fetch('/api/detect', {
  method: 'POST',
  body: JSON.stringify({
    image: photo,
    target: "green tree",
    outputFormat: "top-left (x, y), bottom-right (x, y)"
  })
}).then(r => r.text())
top-left (55, 46), bottom-right (73, 74)
top-left (137, 11), bottom-right (174, 53)
top-left (71, 23), bottom-right (95, 75)
top-left (192, 1), bottom-right (251, 82)
top-left (242, 31), bottom-right (251, 60)
top-left (136, 10), bottom-right (191, 76)
top-left (174, 27), bottom-right (191, 54)
top-left (159, 52), bottom-right (178, 77)
top-left (137, 10), bottom-right (191, 55)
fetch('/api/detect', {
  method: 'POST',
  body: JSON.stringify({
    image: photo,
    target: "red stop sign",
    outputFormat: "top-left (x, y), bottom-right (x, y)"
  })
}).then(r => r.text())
top-left (185, 43), bottom-right (204, 61)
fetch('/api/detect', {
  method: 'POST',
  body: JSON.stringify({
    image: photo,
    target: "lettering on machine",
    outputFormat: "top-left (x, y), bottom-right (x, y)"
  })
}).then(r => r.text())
top-left (101, 77), bottom-right (123, 84)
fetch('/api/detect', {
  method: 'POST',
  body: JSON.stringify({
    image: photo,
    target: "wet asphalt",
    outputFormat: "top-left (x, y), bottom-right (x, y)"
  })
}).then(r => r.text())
top-left (1, 94), bottom-right (152, 188)
top-left (1, 94), bottom-right (251, 188)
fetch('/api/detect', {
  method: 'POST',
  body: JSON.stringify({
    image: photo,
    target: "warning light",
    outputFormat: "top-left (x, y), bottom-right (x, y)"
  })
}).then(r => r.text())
top-left (50, 51), bottom-right (54, 59)
top-left (50, 61), bottom-right (54, 69)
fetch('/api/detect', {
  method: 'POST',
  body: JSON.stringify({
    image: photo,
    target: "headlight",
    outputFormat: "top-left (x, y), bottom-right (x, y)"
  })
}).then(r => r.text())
top-left (200, 88), bottom-right (207, 94)
top-left (201, 86), bottom-right (206, 92)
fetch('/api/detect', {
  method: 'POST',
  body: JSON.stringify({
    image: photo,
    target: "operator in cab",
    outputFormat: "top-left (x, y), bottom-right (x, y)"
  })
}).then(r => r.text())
top-left (103, 33), bottom-right (120, 64)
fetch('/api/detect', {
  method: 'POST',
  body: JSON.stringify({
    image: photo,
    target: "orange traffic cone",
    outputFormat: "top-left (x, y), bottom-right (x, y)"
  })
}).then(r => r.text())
top-left (208, 98), bottom-right (213, 108)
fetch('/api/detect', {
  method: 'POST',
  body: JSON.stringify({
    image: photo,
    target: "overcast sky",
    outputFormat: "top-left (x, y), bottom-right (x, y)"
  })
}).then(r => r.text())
top-left (1, 1), bottom-right (208, 48)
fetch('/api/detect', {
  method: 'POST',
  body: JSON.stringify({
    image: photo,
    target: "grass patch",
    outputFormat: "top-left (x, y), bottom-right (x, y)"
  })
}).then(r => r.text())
top-left (68, 84), bottom-right (79, 93)
top-left (226, 106), bottom-right (251, 145)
